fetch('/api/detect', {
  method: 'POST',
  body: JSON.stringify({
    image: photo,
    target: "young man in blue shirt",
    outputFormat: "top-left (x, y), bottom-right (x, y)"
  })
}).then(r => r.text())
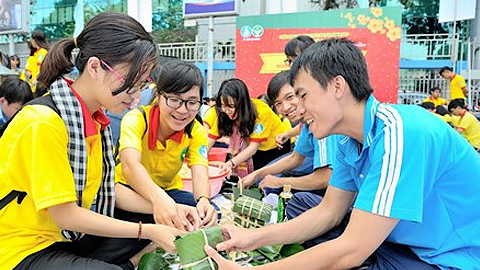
top-left (204, 38), bottom-right (480, 269)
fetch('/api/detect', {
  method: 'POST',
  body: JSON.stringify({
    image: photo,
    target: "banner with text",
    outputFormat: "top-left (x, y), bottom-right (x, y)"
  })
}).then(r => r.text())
top-left (236, 7), bottom-right (402, 103)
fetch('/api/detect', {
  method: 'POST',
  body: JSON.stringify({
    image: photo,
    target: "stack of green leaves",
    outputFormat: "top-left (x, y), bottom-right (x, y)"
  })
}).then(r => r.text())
top-left (174, 226), bottom-right (225, 270)
top-left (138, 247), bottom-right (172, 270)
top-left (232, 196), bottom-right (273, 228)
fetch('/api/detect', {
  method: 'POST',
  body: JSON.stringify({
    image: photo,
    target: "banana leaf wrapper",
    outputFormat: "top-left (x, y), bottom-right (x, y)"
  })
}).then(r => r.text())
top-left (232, 196), bottom-right (273, 223)
top-left (232, 186), bottom-right (263, 201)
top-left (174, 226), bottom-right (224, 270)
top-left (233, 214), bottom-right (266, 228)
top-left (138, 247), bottom-right (172, 270)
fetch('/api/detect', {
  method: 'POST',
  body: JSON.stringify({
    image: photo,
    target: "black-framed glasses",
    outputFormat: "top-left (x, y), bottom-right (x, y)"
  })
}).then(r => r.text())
top-left (100, 59), bottom-right (153, 95)
top-left (160, 92), bottom-right (201, 111)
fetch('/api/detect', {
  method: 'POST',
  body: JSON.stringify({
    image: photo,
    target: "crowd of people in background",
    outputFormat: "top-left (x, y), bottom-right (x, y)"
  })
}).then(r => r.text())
top-left (0, 11), bottom-right (479, 270)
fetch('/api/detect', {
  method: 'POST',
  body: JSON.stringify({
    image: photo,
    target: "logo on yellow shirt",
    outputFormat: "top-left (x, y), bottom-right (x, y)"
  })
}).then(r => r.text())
top-left (180, 147), bottom-right (188, 162)
top-left (254, 123), bottom-right (264, 134)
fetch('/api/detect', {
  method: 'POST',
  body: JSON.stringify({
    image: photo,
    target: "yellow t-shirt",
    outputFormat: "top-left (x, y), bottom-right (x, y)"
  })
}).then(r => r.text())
top-left (208, 99), bottom-right (291, 151)
top-left (115, 105), bottom-right (209, 190)
top-left (450, 74), bottom-right (467, 101)
top-left (24, 48), bottom-right (48, 92)
top-left (456, 111), bottom-right (480, 149)
top-left (0, 105), bottom-right (103, 270)
top-left (202, 106), bottom-right (217, 129)
top-left (423, 97), bottom-right (447, 107)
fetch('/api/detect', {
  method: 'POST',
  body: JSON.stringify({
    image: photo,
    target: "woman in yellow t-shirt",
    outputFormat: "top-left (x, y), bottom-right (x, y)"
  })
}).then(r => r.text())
top-left (0, 13), bottom-right (182, 270)
top-left (117, 61), bottom-right (218, 230)
top-left (24, 31), bottom-right (49, 93)
top-left (208, 78), bottom-right (292, 177)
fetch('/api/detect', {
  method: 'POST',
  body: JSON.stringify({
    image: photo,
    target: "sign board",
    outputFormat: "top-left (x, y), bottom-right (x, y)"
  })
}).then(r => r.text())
top-left (0, 0), bottom-right (29, 35)
top-left (183, 0), bottom-right (238, 18)
top-left (438, 0), bottom-right (476, 23)
top-left (236, 7), bottom-right (402, 103)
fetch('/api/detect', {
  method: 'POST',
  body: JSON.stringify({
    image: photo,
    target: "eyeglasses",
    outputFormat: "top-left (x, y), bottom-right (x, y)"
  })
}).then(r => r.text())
top-left (100, 59), bottom-right (153, 95)
top-left (219, 103), bottom-right (236, 113)
top-left (284, 56), bottom-right (296, 67)
top-left (160, 92), bottom-right (201, 111)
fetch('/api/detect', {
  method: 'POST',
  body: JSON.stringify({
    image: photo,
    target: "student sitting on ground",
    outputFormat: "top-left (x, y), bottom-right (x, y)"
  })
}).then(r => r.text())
top-left (448, 98), bottom-right (480, 150)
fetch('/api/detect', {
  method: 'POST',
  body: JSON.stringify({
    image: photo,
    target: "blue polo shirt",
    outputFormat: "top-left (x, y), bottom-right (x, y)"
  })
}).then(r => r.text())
top-left (295, 124), bottom-right (338, 170)
top-left (330, 95), bottom-right (480, 269)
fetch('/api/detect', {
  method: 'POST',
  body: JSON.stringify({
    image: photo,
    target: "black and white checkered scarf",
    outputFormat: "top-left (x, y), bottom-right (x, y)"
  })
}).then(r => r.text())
top-left (49, 77), bottom-right (115, 241)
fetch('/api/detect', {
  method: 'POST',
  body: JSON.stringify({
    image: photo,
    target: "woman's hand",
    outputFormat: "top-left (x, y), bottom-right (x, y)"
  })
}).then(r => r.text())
top-left (240, 171), bottom-right (259, 189)
top-left (196, 198), bottom-right (218, 227)
top-left (177, 204), bottom-right (201, 231)
top-left (204, 245), bottom-right (243, 270)
top-left (144, 224), bottom-right (184, 254)
top-left (153, 196), bottom-right (192, 231)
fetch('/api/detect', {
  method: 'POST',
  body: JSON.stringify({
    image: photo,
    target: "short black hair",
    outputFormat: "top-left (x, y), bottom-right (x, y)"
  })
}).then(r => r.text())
top-left (439, 66), bottom-right (453, 76)
top-left (419, 101), bottom-right (435, 110)
top-left (267, 70), bottom-right (290, 105)
top-left (435, 105), bottom-right (449, 116)
top-left (0, 77), bottom-right (33, 105)
top-left (284, 35), bottom-right (315, 58)
top-left (448, 98), bottom-right (465, 111)
top-left (289, 38), bottom-right (373, 102)
top-left (429, 86), bottom-right (441, 94)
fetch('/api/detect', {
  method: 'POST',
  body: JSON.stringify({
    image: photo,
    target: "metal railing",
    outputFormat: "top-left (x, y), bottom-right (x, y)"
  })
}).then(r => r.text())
top-left (157, 41), bottom-right (235, 62)
top-left (400, 33), bottom-right (459, 60)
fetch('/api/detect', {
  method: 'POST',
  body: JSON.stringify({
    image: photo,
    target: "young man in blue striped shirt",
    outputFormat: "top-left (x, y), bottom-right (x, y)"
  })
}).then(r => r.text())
top-left (204, 38), bottom-right (480, 270)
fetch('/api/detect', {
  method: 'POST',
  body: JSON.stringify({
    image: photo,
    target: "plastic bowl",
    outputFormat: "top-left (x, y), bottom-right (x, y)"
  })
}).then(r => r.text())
top-left (181, 163), bottom-right (228, 198)
top-left (208, 147), bottom-right (229, 162)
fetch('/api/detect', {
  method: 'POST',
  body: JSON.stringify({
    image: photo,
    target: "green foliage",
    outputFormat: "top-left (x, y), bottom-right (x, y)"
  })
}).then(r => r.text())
top-left (151, 27), bottom-right (197, 44)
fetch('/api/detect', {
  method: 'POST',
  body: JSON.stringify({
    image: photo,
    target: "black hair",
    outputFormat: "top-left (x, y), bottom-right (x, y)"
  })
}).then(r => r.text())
top-left (448, 98), bottom-right (465, 111)
top-left (38, 12), bottom-right (159, 96)
top-left (215, 78), bottom-right (257, 138)
top-left (439, 66), bottom-right (453, 76)
top-left (419, 101), bottom-right (435, 110)
top-left (429, 86), bottom-right (441, 94)
top-left (435, 105), bottom-right (450, 116)
top-left (267, 70), bottom-right (290, 106)
top-left (289, 38), bottom-right (373, 102)
top-left (31, 30), bottom-right (50, 51)
top-left (284, 35), bottom-right (315, 58)
top-left (154, 60), bottom-right (204, 138)
top-left (0, 77), bottom-right (34, 104)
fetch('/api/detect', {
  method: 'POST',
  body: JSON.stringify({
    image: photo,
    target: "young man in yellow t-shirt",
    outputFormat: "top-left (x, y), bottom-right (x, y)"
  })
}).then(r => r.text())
top-left (448, 99), bottom-right (480, 150)
top-left (423, 86), bottom-right (447, 107)
top-left (440, 66), bottom-right (468, 101)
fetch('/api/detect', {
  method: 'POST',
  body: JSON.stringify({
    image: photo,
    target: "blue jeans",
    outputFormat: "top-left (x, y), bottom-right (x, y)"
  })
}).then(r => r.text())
top-left (285, 192), bottom-right (440, 270)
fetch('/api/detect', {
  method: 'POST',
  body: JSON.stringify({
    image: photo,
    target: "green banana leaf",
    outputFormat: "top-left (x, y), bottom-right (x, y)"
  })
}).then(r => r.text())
top-left (174, 226), bottom-right (224, 270)
top-left (232, 186), bottom-right (263, 201)
top-left (234, 214), bottom-right (266, 228)
top-left (232, 196), bottom-right (273, 223)
top-left (138, 247), bottom-right (172, 270)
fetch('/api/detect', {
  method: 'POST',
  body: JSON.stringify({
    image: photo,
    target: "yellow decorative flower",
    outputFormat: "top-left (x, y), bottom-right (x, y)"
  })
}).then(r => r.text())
top-left (370, 7), bottom-right (383, 18)
top-left (367, 19), bottom-right (383, 34)
top-left (387, 26), bottom-right (402, 41)
top-left (384, 19), bottom-right (395, 30)
top-left (357, 14), bottom-right (370, 25)
top-left (344, 12), bottom-right (354, 22)
top-left (349, 23), bottom-right (357, 29)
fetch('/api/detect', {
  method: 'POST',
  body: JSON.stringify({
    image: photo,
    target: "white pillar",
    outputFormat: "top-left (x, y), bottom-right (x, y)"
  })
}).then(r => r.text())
top-left (207, 16), bottom-right (214, 98)
top-left (127, 0), bottom-right (152, 32)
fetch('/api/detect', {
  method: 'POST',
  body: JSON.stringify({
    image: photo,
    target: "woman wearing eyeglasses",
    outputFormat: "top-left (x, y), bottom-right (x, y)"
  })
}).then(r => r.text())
top-left (207, 78), bottom-right (292, 178)
top-left (0, 13), bottom-right (183, 270)
top-left (116, 60), bottom-right (218, 232)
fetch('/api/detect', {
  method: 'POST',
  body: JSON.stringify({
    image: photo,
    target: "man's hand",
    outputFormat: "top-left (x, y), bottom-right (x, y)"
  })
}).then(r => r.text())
top-left (259, 174), bottom-right (284, 191)
top-left (204, 244), bottom-right (243, 270)
top-left (216, 224), bottom-right (259, 252)
top-left (177, 204), bottom-right (201, 231)
top-left (276, 132), bottom-right (290, 149)
top-left (240, 171), bottom-right (259, 189)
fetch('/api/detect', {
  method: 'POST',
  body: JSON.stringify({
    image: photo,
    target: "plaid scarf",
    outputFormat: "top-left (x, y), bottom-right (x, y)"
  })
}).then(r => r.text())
top-left (49, 77), bottom-right (116, 241)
